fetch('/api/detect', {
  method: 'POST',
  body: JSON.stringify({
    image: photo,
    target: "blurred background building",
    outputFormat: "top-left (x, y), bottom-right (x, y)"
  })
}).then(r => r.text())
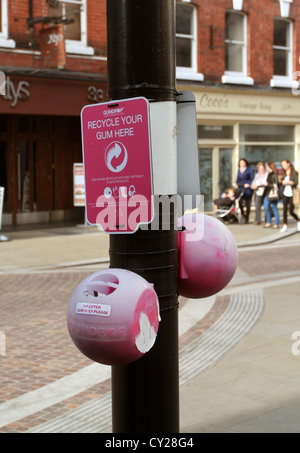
top-left (0, 0), bottom-right (299, 224)
top-left (0, 0), bottom-right (107, 226)
top-left (177, 0), bottom-right (300, 210)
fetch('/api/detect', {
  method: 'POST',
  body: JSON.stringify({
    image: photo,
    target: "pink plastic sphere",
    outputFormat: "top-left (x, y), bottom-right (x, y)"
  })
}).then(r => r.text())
top-left (178, 213), bottom-right (238, 299)
top-left (67, 269), bottom-right (160, 366)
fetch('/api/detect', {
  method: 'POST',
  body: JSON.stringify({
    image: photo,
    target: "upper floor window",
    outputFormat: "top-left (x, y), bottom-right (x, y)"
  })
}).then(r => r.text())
top-left (225, 11), bottom-right (245, 73)
top-left (176, 2), bottom-right (203, 81)
top-left (271, 18), bottom-right (296, 88)
top-left (222, 10), bottom-right (253, 85)
top-left (273, 18), bottom-right (292, 77)
top-left (274, 19), bottom-right (292, 73)
top-left (0, 0), bottom-right (16, 48)
top-left (49, 0), bottom-right (94, 55)
top-left (0, 0), bottom-right (5, 37)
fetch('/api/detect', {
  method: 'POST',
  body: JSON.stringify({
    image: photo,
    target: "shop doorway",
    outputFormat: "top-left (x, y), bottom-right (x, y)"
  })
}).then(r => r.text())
top-left (198, 146), bottom-right (234, 211)
top-left (0, 115), bottom-right (10, 215)
top-left (17, 140), bottom-right (54, 214)
top-left (16, 120), bottom-right (56, 222)
top-left (0, 142), bottom-right (8, 211)
top-left (1, 115), bottom-right (82, 225)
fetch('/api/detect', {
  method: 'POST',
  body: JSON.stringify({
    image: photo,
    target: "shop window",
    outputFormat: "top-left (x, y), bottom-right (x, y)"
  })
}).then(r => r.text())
top-left (222, 11), bottom-right (253, 85)
top-left (198, 125), bottom-right (233, 140)
top-left (240, 124), bottom-right (294, 142)
top-left (176, 2), bottom-right (203, 81)
top-left (0, 0), bottom-right (16, 48)
top-left (225, 11), bottom-right (245, 73)
top-left (49, 0), bottom-right (94, 55)
top-left (239, 124), bottom-right (295, 169)
top-left (240, 144), bottom-right (294, 170)
top-left (271, 18), bottom-right (295, 88)
top-left (198, 148), bottom-right (213, 212)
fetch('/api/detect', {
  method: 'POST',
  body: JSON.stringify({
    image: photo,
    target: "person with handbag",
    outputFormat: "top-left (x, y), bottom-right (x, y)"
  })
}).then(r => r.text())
top-left (233, 158), bottom-right (254, 224)
top-left (263, 161), bottom-right (280, 229)
top-left (279, 159), bottom-right (300, 233)
top-left (251, 161), bottom-right (268, 225)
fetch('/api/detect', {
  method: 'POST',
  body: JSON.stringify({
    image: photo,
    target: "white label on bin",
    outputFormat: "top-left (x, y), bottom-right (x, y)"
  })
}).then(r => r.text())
top-left (135, 312), bottom-right (157, 353)
top-left (76, 302), bottom-right (111, 317)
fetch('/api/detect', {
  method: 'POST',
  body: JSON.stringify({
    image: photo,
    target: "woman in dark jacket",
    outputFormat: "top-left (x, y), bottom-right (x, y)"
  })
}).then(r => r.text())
top-left (263, 161), bottom-right (280, 229)
top-left (233, 158), bottom-right (254, 224)
top-left (280, 159), bottom-right (300, 232)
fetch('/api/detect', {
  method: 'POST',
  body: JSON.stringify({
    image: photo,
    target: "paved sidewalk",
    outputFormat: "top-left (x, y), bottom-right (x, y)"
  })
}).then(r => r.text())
top-left (0, 217), bottom-right (299, 433)
top-left (0, 217), bottom-right (298, 271)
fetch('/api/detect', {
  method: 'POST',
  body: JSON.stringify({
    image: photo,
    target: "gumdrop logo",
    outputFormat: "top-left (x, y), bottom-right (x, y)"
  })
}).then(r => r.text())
top-left (105, 142), bottom-right (128, 173)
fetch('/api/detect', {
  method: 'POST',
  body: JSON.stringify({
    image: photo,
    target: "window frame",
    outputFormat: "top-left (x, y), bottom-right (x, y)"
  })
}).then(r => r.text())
top-left (270, 18), bottom-right (295, 88)
top-left (55, 0), bottom-right (94, 55)
top-left (222, 10), bottom-right (253, 86)
top-left (176, 2), bottom-right (204, 82)
top-left (0, 0), bottom-right (15, 48)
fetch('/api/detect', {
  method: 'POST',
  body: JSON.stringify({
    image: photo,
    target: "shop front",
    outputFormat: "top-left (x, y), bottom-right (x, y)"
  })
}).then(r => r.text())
top-left (177, 86), bottom-right (300, 211)
top-left (0, 73), bottom-right (107, 225)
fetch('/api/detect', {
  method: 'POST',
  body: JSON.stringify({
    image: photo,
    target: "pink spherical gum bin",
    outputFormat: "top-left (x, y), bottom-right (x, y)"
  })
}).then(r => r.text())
top-left (67, 269), bottom-right (160, 366)
top-left (177, 213), bottom-right (238, 299)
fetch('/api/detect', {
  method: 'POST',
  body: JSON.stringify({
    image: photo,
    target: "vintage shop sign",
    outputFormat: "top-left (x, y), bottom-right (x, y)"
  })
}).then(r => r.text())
top-left (195, 91), bottom-right (300, 118)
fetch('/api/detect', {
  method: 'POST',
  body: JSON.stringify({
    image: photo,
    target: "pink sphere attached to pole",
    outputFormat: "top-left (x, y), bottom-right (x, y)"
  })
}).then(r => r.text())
top-left (177, 213), bottom-right (238, 299)
top-left (67, 269), bottom-right (160, 366)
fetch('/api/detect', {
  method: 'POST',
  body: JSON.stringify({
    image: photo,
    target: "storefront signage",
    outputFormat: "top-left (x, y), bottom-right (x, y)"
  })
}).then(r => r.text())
top-left (194, 90), bottom-right (300, 121)
top-left (0, 75), bottom-right (107, 115)
top-left (0, 72), bottom-right (5, 96)
top-left (73, 163), bottom-right (86, 207)
top-left (199, 93), bottom-right (230, 110)
top-left (87, 86), bottom-right (104, 103)
top-left (1, 76), bottom-right (30, 107)
top-left (81, 97), bottom-right (153, 233)
top-left (199, 92), bottom-right (273, 112)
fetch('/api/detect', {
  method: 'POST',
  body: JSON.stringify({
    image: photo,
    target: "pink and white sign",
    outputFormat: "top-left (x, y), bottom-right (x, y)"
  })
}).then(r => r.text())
top-left (81, 97), bottom-right (153, 233)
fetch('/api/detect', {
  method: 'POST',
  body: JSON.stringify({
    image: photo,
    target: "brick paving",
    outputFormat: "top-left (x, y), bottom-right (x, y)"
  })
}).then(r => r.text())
top-left (0, 272), bottom-right (92, 402)
top-left (0, 271), bottom-right (103, 432)
top-left (238, 246), bottom-right (300, 276)
top-left (0, 269), bottom-right (235, 433)
top-left (0, 229), bottom-right (299, 433)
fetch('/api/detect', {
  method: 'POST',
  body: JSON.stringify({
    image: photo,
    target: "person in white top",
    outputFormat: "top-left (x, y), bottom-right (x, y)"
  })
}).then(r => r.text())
top-left (251, 161), bottom-right (268, 225)
top-left (279, 160), bottom-right (300, 233)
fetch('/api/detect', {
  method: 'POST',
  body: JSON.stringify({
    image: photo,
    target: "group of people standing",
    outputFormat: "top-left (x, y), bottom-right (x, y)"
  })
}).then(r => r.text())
top-left (233, 158), bottom-right (300, 232)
